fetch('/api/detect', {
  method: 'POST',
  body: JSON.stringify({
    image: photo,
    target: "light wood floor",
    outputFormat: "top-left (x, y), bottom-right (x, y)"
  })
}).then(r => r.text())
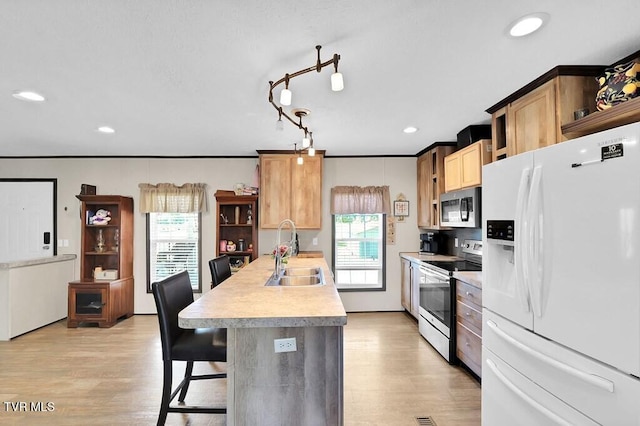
top-left (0, 312), bottom-right (480, 425)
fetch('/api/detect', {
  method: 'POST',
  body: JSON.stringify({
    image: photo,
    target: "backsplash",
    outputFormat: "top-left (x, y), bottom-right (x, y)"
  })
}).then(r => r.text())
top-left (440, 228), bottom-right (482, 257)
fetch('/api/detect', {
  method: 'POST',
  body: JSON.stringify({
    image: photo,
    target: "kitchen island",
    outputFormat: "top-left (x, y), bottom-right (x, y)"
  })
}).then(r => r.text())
top-left (179, 255), bottom-right (347, 426)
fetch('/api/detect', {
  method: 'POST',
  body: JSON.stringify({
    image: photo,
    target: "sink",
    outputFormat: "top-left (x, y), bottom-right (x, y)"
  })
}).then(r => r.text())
top-left (283, 267), bottom-right (321, 276)
top-left (279, 275), bottom-right (322, 286)
top-left (265, 266), bottom-right (325, 287)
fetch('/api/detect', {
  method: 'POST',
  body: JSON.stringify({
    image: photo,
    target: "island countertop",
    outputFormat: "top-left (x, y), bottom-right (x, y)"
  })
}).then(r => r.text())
top-left (179, 255), bottom-right (347, 329)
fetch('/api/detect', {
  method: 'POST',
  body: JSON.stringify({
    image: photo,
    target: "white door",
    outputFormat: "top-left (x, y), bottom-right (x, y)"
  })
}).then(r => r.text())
top-left (482, 153), bottom-right (534, 330)
top-left (529, 123), bottom-right (640, 377)
top-left (0, 181), bottom-right (54, 261)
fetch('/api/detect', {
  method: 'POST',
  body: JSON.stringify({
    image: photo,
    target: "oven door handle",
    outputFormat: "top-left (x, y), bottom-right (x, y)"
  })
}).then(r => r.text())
top-left (419, 265), bottom-right (450, 281)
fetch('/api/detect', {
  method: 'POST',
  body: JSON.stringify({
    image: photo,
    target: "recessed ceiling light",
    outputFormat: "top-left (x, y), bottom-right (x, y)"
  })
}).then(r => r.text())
top-left (12, 90), bottom-right (46, 102)
top-left (97, 126), bottom-right (115, 134)
top-left (508, 13), bottom-right (549, 37)
top-left (403, 126), bottom-right (418, 134)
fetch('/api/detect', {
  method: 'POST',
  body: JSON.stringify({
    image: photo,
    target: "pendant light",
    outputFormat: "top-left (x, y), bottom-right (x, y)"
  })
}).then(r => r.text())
top-left (295, 143), bottom-right (304, 165)
top-left (280, 74), bottom-right (292, 106)
top-left (331, 54), bottom-right (344, 92)
top-left (308, 132), bottom-right (315, 157)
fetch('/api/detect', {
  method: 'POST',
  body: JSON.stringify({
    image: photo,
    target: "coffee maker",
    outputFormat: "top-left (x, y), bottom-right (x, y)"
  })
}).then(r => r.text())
top-left (420, 232), bottom-right (442, 255)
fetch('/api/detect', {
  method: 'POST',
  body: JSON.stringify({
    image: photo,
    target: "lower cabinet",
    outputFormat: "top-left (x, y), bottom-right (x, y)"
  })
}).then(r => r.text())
top-left (456, 279), bottom-right (482, 378)
top-left (400, 257), bottom-right (420, 319)
top-left (67, 278), bottom-right (134, 328)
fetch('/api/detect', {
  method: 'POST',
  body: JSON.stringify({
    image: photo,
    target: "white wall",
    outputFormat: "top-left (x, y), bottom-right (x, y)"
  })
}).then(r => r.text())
top-left (0, 156), bottom-right (417, 313)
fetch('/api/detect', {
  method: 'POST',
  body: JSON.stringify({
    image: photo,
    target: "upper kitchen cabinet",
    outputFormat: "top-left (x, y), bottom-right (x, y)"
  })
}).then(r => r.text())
top-left (258, 152), bottom-right (323, 229)
top-left (444, 139), bottom-right (492, 192)
top-left (417, 143), bottom-right (456, 229)
top-left (487, 66), bottom-right (602, 162)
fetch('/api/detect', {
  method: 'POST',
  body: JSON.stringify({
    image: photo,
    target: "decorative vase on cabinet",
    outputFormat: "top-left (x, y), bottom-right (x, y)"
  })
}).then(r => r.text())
top-left (67, 195), bottom-right (134, 328)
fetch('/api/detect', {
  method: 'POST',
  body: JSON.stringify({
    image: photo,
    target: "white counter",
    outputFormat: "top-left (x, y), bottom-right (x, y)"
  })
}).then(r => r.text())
top-left (0, 255), bottom-right (76, 340)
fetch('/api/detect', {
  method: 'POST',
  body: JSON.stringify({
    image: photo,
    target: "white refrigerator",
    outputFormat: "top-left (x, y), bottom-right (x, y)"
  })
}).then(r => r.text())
top-left (482, 122), bottom-right (640, 425)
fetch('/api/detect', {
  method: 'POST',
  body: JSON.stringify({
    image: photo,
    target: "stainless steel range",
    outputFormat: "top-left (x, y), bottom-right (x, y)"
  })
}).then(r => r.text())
top-left (418, 239), bottom-right (482, 363)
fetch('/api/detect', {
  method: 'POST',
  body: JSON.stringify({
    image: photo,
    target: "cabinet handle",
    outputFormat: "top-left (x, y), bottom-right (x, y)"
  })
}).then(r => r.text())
top-left (465, 312), bottom-right (471, 316)
top-left (465, 291), bottom-right (471, 296)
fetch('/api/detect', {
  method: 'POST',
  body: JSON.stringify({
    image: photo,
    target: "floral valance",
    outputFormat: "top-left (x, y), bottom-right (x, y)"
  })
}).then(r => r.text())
top-left (138, 183), bottom-right (207, 213)
top-left (330, 185), bottom-right (391, 215)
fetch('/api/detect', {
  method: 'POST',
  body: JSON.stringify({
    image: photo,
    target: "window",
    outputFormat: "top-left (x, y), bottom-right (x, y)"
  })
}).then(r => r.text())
top-left (332, 214), bottom-right (385, 291)
top-left (147, 212), bottom-right (201, 292)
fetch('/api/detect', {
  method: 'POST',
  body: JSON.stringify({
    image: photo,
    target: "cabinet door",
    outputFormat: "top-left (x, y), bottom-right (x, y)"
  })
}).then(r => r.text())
top-left (508, 80), bottom-right (557, 156)
top-left (410, 263), bottom-right (420, 318)
top-left (443, 152), bottom-right (461, 193)
top-left (400, 258), bottom-right (411, 312)
top-left (416, 154), bottom-right (430, 227)
top-left (291, 155), bottom-right (322, 229)
top-left (460, 142), bottom-right (482, 188)
top-left (259, 155), bottom-right (292, 228)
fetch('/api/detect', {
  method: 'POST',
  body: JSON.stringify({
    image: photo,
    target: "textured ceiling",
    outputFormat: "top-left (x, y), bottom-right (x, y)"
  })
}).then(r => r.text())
top-left (1, 0), bottom-right (639, 157)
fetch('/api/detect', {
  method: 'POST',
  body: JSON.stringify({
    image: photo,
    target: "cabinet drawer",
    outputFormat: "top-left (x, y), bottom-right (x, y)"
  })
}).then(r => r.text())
top-left (456, 322), bottom-right (482, 377)
top-left (456, 280), bottom-right (482, 310)
top-left (457, 300), bottom-right (482, 336)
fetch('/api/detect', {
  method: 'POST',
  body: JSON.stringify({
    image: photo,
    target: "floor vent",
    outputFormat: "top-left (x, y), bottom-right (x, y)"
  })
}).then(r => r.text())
top-left (416, 416), bottom-right (437, 426)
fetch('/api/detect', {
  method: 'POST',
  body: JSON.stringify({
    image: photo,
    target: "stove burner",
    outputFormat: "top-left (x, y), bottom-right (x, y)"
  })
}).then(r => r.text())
top-left (421, 260), bottom-right (482, 274)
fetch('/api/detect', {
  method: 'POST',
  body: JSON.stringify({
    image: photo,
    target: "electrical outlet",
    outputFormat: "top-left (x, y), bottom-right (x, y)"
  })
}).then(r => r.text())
top-left (274, 337), bottom-right (297, 353)
top-left (312, 237), bottom-right (318, 246)
top-left (454, 238), bottom-right (459, 248)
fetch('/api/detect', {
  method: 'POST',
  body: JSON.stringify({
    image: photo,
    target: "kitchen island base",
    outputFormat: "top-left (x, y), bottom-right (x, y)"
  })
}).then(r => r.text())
top-left (179, 255), bottom-right (347, 425)
top-left (227, 325), bottom-right (343, 426)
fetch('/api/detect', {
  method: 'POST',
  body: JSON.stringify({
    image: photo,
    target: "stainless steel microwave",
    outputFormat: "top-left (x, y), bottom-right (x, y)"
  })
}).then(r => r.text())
top-left (440, 187), bottom-right (481, 228)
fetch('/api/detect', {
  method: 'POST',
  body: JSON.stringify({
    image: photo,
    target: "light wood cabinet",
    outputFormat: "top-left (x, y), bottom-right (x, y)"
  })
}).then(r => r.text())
top-left (443, 139), bottom-right (491, 192)
top-left (259, 152), bottom-right (323, 229)
top-left (508, 79), bottom-right (557, 157)
top-left (400, 257), bottom-right (420, 319)
top-left (215, 193), bottom-right (258, 271)
top-left (417, 143), bottom-right (456, 229)
top-left (400, 257), bottom-right (411, 313)
top-left (68, 195), bottom-right (134, 328)
top-left (455, 279), bottom-right (482, 378)
top-left (487, 67), bottom-right (602, 162)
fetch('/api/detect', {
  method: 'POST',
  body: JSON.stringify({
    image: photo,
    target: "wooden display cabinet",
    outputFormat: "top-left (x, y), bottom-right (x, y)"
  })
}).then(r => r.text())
top-left (215, 193), bottom-right (258, 272)
top-left (68, 195), bottom-right (134, 328)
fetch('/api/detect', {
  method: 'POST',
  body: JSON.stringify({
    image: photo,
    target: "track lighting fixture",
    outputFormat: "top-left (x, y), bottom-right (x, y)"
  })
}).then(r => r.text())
top-left (268, 45), bottom-right (344, 159)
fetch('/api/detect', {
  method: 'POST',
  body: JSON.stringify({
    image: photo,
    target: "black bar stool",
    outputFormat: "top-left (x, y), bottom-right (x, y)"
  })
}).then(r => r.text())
top-left (151, 270), bottom-right (226, 425)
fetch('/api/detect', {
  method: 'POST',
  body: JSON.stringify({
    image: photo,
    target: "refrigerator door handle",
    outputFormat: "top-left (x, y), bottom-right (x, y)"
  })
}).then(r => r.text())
top-left (485, 358), bottom-right (573, 426)
top-left (486, 320), bottom-right (614, 392)
top-left (527, 165), bottom-right (544, 318)
top-left (515, 167), bottom-right (532, 312)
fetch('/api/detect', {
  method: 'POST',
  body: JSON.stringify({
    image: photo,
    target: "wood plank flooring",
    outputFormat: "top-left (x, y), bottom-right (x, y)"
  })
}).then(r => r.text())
top-left (0, 312), bottom-right (480, 425)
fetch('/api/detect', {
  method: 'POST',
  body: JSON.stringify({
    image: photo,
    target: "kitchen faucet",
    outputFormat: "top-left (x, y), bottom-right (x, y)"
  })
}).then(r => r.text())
top-left (274, 219), bottom-right (296, 277)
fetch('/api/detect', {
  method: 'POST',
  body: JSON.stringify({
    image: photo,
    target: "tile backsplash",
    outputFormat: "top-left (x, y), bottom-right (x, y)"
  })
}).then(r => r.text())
top-left (440, 228), bottom-right (482, 257)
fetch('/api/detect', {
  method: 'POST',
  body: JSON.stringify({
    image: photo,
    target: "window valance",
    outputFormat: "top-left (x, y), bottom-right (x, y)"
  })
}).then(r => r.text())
top-left (138, 183), bottom-right (207, 213)
top-left (330, 185), bottom-right (391, 215)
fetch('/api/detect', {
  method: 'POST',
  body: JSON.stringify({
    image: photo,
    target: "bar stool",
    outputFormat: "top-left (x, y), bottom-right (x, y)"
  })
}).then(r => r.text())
top-left (151, 270), bottom-right (226, 425)
top-left (209, 255), bottom-right (232, 289)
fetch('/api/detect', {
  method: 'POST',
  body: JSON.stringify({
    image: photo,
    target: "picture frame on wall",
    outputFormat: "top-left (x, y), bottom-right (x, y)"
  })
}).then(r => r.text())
top-left (393, 200), bottom-right (409, 217)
